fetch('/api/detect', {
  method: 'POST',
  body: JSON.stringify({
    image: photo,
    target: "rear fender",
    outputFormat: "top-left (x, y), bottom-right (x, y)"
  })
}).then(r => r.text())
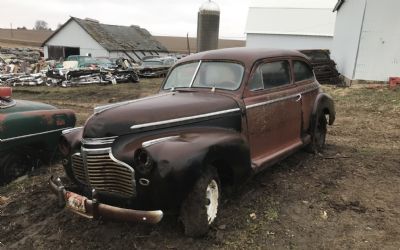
top-left (311, 93), bottom-right (335, 128)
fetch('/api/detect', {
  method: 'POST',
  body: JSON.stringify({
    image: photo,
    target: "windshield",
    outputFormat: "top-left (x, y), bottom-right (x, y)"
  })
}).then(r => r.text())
top-left (96, 58), bottom-right (112, 64)
top-left (163, 61), bottom-right (244, 91)
top-left (80, 57), bottom-right (97, 64)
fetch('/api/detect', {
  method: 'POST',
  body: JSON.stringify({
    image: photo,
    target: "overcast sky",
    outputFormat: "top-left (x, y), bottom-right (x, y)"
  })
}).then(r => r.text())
top-left (1, 0), bottom-right (337, 40)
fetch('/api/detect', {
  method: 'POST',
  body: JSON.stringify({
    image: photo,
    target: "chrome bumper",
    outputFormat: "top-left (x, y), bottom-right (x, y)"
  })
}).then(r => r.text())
top-left (49, 176), bottom-right (163, 224)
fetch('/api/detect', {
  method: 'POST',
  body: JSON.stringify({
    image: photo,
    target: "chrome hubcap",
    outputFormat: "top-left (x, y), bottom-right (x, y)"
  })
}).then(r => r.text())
top-left (206, 179), bottom-right (219, 224)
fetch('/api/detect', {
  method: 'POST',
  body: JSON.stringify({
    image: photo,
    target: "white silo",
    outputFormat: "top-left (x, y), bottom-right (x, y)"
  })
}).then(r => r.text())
top-left (197, 0), bottom-right (220, 52)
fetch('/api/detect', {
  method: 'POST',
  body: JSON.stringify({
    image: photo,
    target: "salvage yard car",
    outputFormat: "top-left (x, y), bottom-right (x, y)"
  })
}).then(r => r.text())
top-left (0, 87), bottom-right (76, 185)
top-left (138, 57), bottom-right (176, 78)
top-left (50, 48), bottom-right (335, 237)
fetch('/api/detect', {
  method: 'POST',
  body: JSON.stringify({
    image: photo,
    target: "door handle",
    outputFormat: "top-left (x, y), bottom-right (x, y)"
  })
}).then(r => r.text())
top-left (295, 94), bottom-right (302, 102)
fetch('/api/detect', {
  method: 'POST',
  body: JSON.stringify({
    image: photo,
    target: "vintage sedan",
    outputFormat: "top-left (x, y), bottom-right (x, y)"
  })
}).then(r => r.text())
top-left (0, 87), bottom-right (76, 185)
top-left (50, 48), bottom-right (335, 237)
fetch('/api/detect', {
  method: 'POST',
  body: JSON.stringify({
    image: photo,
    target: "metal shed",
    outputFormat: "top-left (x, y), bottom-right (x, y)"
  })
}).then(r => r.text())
top-left (331, 0), bottom-right (400, 82)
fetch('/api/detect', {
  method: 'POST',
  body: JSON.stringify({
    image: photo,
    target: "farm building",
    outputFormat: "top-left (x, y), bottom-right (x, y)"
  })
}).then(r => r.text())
top-left (331, 0), bottom-right (400, 83)
top-left (245, 1), bottom-right (336, 50)
top-left (42, 17), bottom-right (168, 62)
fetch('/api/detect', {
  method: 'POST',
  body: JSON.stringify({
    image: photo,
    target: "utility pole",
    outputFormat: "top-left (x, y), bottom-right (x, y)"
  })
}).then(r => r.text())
top-left (186, 33), bottom-right (191, 55)
top-left (10, 23), bottom-right (14, 38)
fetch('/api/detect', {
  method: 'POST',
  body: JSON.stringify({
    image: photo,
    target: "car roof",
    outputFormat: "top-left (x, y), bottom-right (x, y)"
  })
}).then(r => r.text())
top-left (178, 47), bottom-right (309, 68)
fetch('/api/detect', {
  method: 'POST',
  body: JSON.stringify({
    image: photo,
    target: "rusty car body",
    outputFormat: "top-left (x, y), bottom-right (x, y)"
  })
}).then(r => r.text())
top-left (50, 48), bottom-right (335, 236)
top-left (0, 87), bottom-right (76, 185)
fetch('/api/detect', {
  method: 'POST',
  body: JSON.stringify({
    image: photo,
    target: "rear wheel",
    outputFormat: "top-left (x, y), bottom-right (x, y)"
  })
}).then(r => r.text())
top-left (307, 113), bottom-right (328, 153)
top-left (180, 167), bottom-right (220, 237)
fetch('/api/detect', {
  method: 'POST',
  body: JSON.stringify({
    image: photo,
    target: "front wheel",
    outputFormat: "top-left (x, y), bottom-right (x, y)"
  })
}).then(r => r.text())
top-left (0, 152), bottom-right (31, 185)
top-left (180, 167), bottom-right (220, 237)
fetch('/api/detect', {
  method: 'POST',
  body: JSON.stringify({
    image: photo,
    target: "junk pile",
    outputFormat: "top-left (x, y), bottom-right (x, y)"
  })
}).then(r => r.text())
top-left (0, 47), bottom-right (48, 86)
top-left (46, 57), bottom-right (140, 87)
top-left (299, 50), bottom-right (344, 85)
top-left (0, 48), bottom-right (140, 87)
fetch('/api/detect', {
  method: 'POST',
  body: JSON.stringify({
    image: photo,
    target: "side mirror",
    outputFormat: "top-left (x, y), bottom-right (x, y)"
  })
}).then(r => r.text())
top-left (0, 87), bottom-right (12, 98)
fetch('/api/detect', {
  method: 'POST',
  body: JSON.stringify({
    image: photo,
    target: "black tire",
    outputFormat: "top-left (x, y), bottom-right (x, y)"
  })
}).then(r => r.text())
top-left (130, 73), bottom-right (140, 83)
top-left (0, 152), bottom-right (31, 185)
top-left (307, 113), bottom-right (328, 153)
top-left (180, 166), bottom-right (221, 237)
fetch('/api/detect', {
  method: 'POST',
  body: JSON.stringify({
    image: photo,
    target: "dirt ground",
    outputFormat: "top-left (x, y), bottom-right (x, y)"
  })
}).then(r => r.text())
top-left (1, 80), bottom-right (399, 249)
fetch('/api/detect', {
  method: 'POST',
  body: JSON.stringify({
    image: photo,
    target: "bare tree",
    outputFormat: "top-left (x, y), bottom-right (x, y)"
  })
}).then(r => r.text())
top-left (34, 20), bottom-right (48, 30)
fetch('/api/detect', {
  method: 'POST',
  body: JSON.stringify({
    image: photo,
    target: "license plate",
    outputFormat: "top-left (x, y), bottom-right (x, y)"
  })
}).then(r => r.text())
top-left (65, 192), bottom-right (87, 213)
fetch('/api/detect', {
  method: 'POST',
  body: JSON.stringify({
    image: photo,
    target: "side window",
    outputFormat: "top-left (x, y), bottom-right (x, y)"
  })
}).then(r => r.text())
top-left (249, 60), bottom-right (291, 91)
top-left (248, 67), bottom-right (263, 91)
top-left (293, 60), bottom-right (315, 82)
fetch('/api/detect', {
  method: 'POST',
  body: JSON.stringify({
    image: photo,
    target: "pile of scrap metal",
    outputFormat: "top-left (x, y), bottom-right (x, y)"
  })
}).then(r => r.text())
top-left (299, 50), bottom-right (344, 85)
top-left (0, 47), bottom-right (52, 86)
top-left (46, 57), bottom-right (140, 87)
top-left (0, 47), bottom-right (43, 64)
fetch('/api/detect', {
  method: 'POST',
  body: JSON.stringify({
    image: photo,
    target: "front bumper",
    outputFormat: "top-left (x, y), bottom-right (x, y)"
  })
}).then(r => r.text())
top-left (49, 176), bottom-right (163, 224)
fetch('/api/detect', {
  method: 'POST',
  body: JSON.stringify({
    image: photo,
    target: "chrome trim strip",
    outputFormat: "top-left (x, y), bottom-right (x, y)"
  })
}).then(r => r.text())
top-left (109, 150), bottom-right (136, 190)
top-left (142, 136), bottom-right (180, 148)
top-left (246, 86), bottom-right (319, 109)
top-left (0, 127), bottom-right (71, 143)
top-left (71, 152), bottom-right (87, 185)
top-left (0, 99), bottom-right (16, 109)
top-left (130, 108), bottom-right (241, 130)
top-left (62, 126), bottom-right (83, 135)
top-left (94, 93), bottom-right (172, 114)
top-left (80, 146), bottom-right (136, 196)
top-left (81, 147), bottom-right (110, 152)
top-left (189, 61), bottom-right (202, 87)
top-left (81, 136), bottom-right (117, 145)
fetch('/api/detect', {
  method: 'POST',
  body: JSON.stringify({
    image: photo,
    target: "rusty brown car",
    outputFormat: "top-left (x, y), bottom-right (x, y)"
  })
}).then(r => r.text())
top-left (50, 48), bottom-right (335, 237)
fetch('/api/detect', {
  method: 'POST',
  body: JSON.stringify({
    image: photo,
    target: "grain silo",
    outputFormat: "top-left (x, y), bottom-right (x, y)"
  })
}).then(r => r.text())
top-left (197, 0), bottom-right (220, 52)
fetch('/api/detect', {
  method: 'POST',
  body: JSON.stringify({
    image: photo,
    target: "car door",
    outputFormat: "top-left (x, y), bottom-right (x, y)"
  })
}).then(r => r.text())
top-left (243, 59), bottom-right (303, 168)
top-left (291, 59), bottom-right (320, 134)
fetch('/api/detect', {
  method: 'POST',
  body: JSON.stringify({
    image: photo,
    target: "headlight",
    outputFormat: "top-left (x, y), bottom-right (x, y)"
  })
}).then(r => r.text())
top-left (58, 137), bottom-right (71, 156)
top-left (134, 148), bottom-right (154, 174)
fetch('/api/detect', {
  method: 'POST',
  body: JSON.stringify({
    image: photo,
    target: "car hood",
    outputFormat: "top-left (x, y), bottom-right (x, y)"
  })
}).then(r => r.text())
top-left (83, 91), bottom-right (239, 138)
top-left (1, 100), bottom-right (56, 114)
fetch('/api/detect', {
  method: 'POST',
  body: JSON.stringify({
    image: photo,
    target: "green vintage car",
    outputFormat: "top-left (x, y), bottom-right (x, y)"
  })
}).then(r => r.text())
top-left (0, 87), bottom-right (76, 185)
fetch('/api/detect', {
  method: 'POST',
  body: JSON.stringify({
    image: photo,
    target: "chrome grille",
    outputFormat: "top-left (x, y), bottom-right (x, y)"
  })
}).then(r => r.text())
top-left (71, 153), bottom-right (87, 184)
top-left (70, 146), bottom-right (136, 198)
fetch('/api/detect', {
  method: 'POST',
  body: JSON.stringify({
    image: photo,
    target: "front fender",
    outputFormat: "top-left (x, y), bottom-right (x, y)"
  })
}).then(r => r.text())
top-left (112, 127), bottom-right (251, 209)
top-left (61, 127), bottom-right (83, 151)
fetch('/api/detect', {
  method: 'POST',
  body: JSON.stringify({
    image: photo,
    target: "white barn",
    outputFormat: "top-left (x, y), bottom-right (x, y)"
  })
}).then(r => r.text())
top-left (331, 0), bottom-right (400, 83)
top-left (42, 17), bottom-right (168, 62)
top-left (245, 3), bottom-right (336, 50)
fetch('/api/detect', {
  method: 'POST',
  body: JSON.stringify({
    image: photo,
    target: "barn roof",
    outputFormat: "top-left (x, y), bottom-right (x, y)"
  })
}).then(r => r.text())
top-left (245, 7), bottom-right (336, 37)
top-left (42, 17), bottom-right (168, 52)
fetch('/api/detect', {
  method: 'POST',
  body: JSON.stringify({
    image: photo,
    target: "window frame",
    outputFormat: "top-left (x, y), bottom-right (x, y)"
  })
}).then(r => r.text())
top-left (291, 59), bottom-right (316, 84)
top-left (244, 57), bottom-right (294, 97)
top-left (162, 59), bottom-right (246, 91)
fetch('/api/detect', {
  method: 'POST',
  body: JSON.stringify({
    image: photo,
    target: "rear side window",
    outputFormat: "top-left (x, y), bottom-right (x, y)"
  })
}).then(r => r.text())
top-left (293, 60), bottom-right (314, 82)
top-left (249, 60), bottom-right (291, 91)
